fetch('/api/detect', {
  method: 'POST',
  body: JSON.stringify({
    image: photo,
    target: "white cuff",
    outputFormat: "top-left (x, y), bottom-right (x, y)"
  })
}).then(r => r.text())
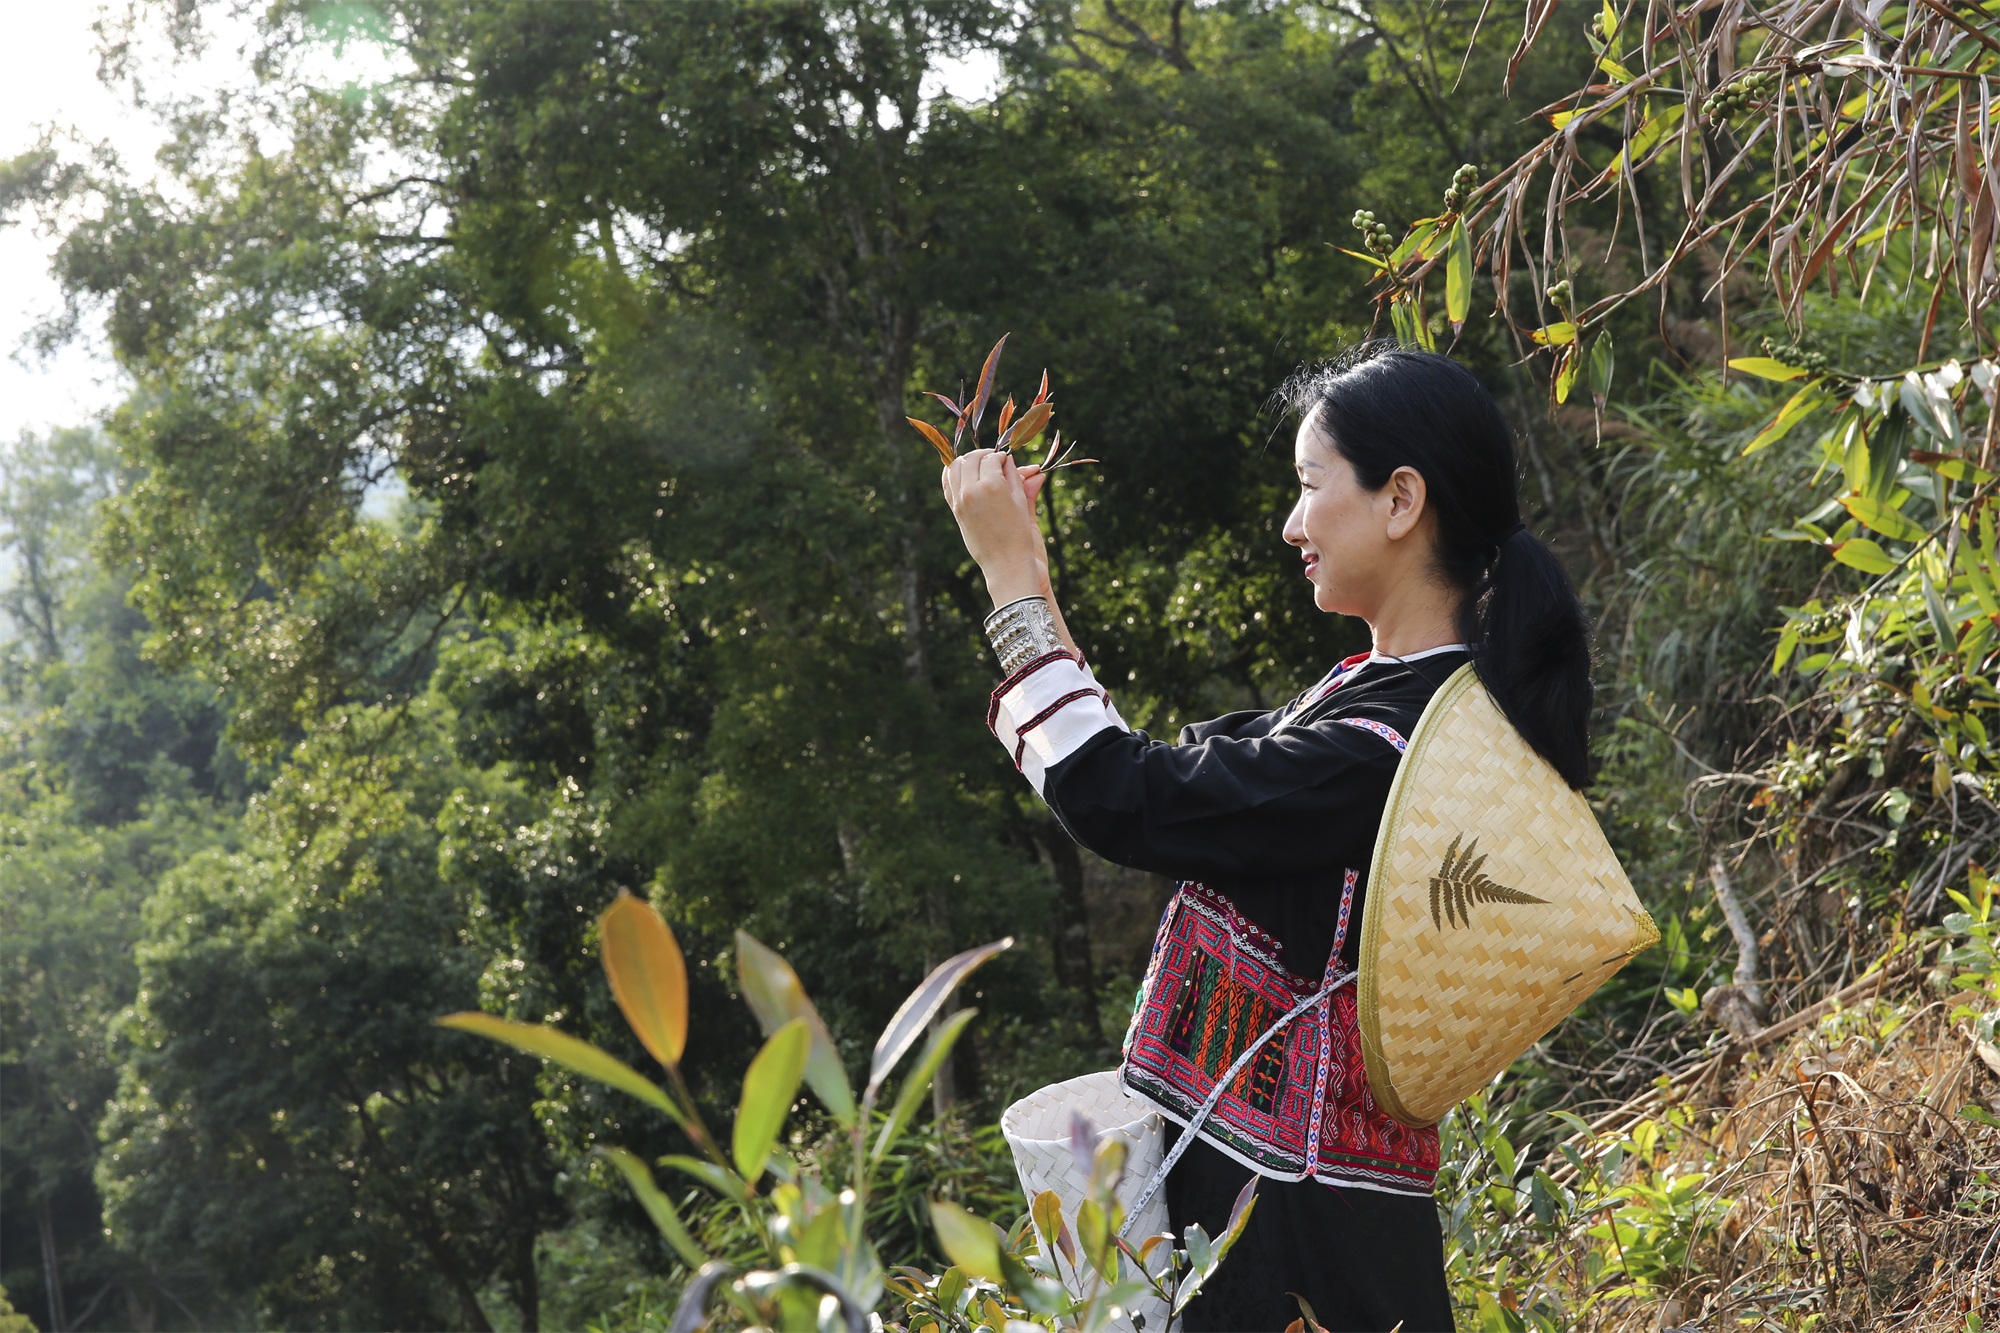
top-left (987, 652), bottom-right (1128, 796)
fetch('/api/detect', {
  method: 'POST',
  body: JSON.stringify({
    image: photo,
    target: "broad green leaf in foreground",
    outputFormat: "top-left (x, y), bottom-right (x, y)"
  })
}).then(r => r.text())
top-left (734, 1018), bottom-right (809, 1182)
top-left (603, 1148), bottom-right (709, 1269)
top-left (735, 930), bottom-right (856, 1124)
top-left (930, 1199), bottom-right (1005, 1282)
top-left (436, 1013), bottom-right (686, 1126)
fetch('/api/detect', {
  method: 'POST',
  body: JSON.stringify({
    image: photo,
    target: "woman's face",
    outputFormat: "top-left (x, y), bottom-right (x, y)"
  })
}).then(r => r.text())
top-left (1282, 410), bottom-right (1429, 617)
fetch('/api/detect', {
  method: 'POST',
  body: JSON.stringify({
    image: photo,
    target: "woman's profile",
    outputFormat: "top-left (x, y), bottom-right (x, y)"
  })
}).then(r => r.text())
top-left (943, 343), bottom-right (1592, 1332)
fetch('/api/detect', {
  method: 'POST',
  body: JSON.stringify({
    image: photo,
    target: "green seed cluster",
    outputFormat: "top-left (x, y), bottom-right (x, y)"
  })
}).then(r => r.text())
top-left (1442, 163), bottom-right (1480, 213)
top-left (1546, 279), bottom-right (1573, 310)
top-left (1352, 209), bottom-right (1396, 257)
top-left (1702, 69), bottom-right (1778, 123)
top-left (1762, 335), bottom-right (1830, 375)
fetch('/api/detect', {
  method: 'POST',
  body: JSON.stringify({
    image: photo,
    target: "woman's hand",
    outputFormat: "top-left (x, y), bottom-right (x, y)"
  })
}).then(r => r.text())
top-left (942, 449), bottom-right (1050, 608)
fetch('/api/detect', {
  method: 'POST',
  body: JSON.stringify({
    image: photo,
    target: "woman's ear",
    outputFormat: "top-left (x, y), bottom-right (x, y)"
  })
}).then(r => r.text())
top-left (1384, 465), bottom-right (1428, 540)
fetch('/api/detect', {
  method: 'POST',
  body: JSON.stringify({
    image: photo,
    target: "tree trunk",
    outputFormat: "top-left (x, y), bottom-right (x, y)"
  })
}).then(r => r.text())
top-left (38, 1193), bottom-right (67, 1333)
top-left (1031, 823), bottom-right (1102, 1042)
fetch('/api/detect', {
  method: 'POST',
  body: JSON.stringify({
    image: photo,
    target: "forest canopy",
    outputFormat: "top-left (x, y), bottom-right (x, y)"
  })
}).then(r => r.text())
top-left (3, 1), bottom-right (1997, 1330)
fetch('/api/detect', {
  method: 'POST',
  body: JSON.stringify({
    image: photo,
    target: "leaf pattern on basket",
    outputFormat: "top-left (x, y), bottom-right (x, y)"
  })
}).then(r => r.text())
top-left (1428, 834), bottom-right (1547, 929)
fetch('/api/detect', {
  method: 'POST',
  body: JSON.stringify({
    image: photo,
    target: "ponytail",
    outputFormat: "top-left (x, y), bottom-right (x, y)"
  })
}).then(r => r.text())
top-left (1282, 344), bottom-right (1593, 788)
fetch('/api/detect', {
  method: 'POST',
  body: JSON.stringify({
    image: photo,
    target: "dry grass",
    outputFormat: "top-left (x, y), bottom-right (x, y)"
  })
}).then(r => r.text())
top-left (1586, 991), bottom-right (2000, 1332)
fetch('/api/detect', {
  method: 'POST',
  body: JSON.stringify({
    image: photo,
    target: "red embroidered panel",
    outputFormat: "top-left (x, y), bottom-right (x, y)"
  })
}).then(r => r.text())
top-left (1122, 883), bottom-right (1440, 1194)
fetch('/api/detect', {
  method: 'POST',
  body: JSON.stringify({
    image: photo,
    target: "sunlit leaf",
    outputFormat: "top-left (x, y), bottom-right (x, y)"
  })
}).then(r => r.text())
top-left (1548, 109), bottom-right (1578, 130)
top-left (930, 1200), bottom-right (1005, 1281)
top-left (437, 1012), bottom-right (686, 1123)
top-left (602, 1148), bottom-right (709, 1269)
top-left (1554, 344), bottom-right (1581, 404)
top-left (600, 890), bottom-right (688, 1069)
top-left (1830, 538), bottom-right (1898, 575)
top-left (871, 1008), bottom-right (976, 1164)
top-left (1031, 1190), bottom-right (1075, 1266)
top-left (1607, 104), bottom-right (1683, 175)
top-left (1742, 385), bottom-right (1828, 456)
top-left (733, 1018), bottom-right (809, 1182)
top-left (1335, 246), bottom-right (1389, 271)
top-left (1911, 449), bottom-right (1997, 486)
top-left (926, 391), bottom-right (963, 419)
top-left (734, 930), bottom-right (856, 1124)
top-left (999, 401), bottom-right (1053, 452)
top-left (868, 938), bottom-right (1011, 1095)
top-left (1839, 494), bottom-right (1928, 544)
top-left (1728, 357), bottom-right (1810, 382)
top-left (1389, 217), bottom-right (1440, 267)
top-left (1599, 55), bottom-right (1635, 83)
top-left (1445, 219), bottom-right (1471, 330)
top-left (909, 417), bottom-right (953, 466)
top-left (1531, 322), bottom-right (1577, 346)
top-left (1032, 368), bottom-right (1050, 407)
top-left (995, 396), bottom-right (1016, 438)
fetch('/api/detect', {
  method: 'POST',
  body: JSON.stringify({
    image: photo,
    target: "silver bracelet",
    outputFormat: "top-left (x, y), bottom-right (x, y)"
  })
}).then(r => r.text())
top-left (984, 595), bottom-right (1063, 674)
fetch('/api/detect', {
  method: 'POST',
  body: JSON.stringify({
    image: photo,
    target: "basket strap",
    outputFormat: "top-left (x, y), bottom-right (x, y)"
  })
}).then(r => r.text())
top-left (1120, 967), bottom-right (1357, 1238)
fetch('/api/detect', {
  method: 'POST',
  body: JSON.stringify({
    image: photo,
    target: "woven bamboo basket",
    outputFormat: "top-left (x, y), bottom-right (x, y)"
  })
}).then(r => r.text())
top-left (1001, 1071), bottom-right (1173, 1330)
top-left (1359, 663), bottom-right (1658, 1127)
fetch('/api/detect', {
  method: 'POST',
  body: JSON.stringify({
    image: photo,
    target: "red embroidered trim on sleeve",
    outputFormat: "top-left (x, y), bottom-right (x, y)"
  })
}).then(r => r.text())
top-left (985, 649), bottom-right (1082, 733)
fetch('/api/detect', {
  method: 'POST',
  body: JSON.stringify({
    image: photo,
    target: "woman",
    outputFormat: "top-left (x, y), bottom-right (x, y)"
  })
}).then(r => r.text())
top-left (943, 344), bottom-right (1592, 1332)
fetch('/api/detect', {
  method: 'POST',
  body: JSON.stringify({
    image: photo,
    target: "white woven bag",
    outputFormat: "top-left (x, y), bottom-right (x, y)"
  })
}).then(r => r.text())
top-left (1001, 1071), bottom-right (1173, 1330)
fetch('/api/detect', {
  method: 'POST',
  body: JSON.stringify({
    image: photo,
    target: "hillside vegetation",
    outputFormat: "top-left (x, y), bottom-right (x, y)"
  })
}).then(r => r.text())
top-left (3, 2), bottom-right (1997, 1330)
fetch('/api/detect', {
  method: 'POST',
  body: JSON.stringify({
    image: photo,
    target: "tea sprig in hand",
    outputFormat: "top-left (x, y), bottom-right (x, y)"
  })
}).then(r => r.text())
top-left (908, 334), bottom-right (1098, 479)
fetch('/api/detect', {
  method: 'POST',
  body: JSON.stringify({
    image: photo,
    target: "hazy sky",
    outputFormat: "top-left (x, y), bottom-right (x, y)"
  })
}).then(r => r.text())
top-left (1, 8), bottom-right (999, 450)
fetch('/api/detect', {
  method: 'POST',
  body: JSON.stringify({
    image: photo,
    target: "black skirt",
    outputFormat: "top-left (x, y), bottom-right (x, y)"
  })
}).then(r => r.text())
top-left (1163, 1129), bottom-right (1455, 1333)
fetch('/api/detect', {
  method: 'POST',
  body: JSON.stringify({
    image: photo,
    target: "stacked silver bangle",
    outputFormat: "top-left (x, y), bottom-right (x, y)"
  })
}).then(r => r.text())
top-left (984, 595), bottom-right (1064, 674)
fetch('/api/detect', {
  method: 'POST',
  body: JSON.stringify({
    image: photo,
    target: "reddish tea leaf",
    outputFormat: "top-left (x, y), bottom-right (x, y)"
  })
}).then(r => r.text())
top-left (926, 392), bottom-right (964, 419)
top-left (1032, 369), bottom-right (1050, 406)
top-left (1000, 401), bottom-right (1053, 452)
top-left (908, 416), bottom-right (954, 466)
top-left (995, 396), bottom-right (1017, 438)
top-left (966, 335), bottom-right (1009, 443)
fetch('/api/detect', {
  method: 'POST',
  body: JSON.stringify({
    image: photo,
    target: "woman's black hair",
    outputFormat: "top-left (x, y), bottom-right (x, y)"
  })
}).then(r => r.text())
top-left (1281, 343), bottom-right (1594, 789)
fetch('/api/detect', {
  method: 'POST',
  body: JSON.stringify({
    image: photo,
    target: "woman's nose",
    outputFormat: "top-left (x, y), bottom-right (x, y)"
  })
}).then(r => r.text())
top-left (1281, 497), bottom-right (1307, 545)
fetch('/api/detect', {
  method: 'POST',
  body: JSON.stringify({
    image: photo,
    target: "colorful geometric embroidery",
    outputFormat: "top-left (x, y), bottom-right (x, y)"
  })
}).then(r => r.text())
top-left (1334, 716), bottom-right (1409, 753)
top-left (1122, 881), bottom-right (1440, 1195)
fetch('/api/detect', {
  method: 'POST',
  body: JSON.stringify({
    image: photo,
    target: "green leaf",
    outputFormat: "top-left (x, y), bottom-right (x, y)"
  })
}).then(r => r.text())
top-left (1925, 574), bottom-right (1958, 645)
top-left (1390, 217), bottom-right (1441, 267)
top-left (1445, 219), bottom-right (1471, 329)
top-left (1334, 246), bottom-right (1389, 271)
top-left (1839, 493), bottom-right (1929, 544)
top-left (871, 1007), bottom-right (977, 1165)
top-left (930, 1200), bottom-right (1005, 1282)
top-left (1554, 344), bottom-right (1581, 404)
top-left (734, 930), bottom-right (856, 1125)
top-left (1587, 331), bottom-right (1615, 405)
top-left (869, 938), bottom-right (1010, 1095)
top-left (1741, 384), bottom-right (1828, 456)
top-left (733, 1018), bottom-right (809, 1182)
top-left (600, 890), bottom-right (688, 1069)
top-left (1598, 0), bottom-right (1619, 43)
top-left (436, 1013), bottom-right (687, 1126)
top-left (1531, 322), bottom-right (1576, 346)
top-left (1031, 1189), bottom-right (1075, 1267)
top-left (1077, 1198), bottom-right (1115, 1280)
top-left (1607, 104), bottom-right (1683, 175)
top-left (1599, 55), bottom-right (1636, 83)
top-left (602, 1148), bottom-right (709, 1270)
top-left (657, 1154), bottom-right (750, 1204)
top-left (1830, 538), bottom-right (1898, 575)
top-left (1728, 357), bottom-right (1809, 382)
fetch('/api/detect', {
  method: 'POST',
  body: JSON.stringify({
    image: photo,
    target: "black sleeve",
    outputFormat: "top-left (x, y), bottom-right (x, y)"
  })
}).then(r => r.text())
top-left (1038, 718), bottom-right (1400, 883)
top-left (1177, 707), bottom-right (1284, 746)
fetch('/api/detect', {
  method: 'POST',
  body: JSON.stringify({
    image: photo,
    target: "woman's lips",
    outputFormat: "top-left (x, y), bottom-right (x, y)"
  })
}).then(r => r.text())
top-left (1302, 555), bottom-right (1320, 578)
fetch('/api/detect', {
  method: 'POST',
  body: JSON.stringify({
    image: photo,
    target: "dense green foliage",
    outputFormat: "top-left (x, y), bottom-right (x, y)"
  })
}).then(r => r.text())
top-left (4, 1), bottom-right (1994, 1329)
